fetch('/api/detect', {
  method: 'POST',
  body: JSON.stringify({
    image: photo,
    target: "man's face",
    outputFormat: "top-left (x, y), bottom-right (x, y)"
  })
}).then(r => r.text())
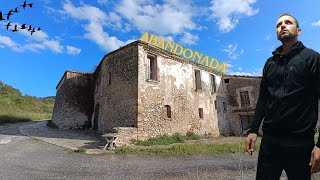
top-left (276, 15), bottom-right (301, 42)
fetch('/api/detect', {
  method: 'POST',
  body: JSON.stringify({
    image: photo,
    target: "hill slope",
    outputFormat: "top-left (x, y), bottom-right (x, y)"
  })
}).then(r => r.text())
top-left (0, 81), bottom-right (55, 124)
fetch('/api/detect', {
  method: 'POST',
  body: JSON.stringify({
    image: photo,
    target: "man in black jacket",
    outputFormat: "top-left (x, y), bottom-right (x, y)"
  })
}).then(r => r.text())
top-left (245, 13), bottom-right (320, 179)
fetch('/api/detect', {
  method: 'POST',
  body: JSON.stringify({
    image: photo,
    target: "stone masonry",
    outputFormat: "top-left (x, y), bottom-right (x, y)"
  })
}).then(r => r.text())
top-left (223, 75), bottom-right (261, 135)
top-left (52, 71), bottom-right (94, 129)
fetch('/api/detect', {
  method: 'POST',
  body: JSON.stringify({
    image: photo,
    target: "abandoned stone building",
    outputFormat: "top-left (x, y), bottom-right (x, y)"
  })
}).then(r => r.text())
top-left (222, 75), bottom-right (262, 136)
top-left (52, 39), bottom-right (320, 146)
top-left (53, 40), bottom-right (242, 145)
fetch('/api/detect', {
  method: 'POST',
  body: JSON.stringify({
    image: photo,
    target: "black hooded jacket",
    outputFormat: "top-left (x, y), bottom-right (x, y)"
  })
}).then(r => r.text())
top-left (249, 41), bottom-right (320, 147)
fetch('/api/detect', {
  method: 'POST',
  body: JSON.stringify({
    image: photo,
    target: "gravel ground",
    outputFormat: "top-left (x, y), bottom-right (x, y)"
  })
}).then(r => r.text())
top-left (0, 137), bottom-right (258, 180)
top-left (1, 122), bottom-right (317, 180)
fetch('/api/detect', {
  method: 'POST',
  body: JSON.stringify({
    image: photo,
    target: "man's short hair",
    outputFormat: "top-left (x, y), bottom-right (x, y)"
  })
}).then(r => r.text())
top-left (278, 13), bottom-right (299, 28)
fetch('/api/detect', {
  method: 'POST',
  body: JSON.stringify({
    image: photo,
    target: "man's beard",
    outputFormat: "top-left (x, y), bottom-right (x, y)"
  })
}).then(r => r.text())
top-left (278, 33), bottom-right (297, 42)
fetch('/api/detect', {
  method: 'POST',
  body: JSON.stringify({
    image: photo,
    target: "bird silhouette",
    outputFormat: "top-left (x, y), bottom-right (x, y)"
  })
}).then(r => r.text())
top-left (28, 3), bottom-right (34, 8)
top-left (37, 27), bottom-right (41, 31)
top-left (5, 22), bottom-right (11, 30)
top-left (13, 7), bottom-right (19, 13)
top-left (5, 10), bottom-right (13, 20)
top-left (0, 11), bottom-right (5, 21)
top-left (20, 24), bottom-right (27, 29)
top-left (21, 1), bottom-right (27, 9)
top-left (27, 25), bottom-right (32, 31)
top-left (30, 28), bottom-right (36, 35)
top-left (12, 25), bottom-right (18, 32)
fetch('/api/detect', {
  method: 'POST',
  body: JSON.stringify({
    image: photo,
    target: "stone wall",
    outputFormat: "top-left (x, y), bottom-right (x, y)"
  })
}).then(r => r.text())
top-left (52, 71), bottom-right (94, 129)
top-left (136, 43), bottom-right (225, 140)
top-left (93, 44), bottom-right (139, 134)
top-left (223, 76), bottom-right (261, 135)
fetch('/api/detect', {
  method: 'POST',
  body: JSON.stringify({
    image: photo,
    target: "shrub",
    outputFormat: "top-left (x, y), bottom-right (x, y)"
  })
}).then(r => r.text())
top-left (186, 131), bottom-right (201, 140)
top-left (74, 148), bottom-right (86, 153)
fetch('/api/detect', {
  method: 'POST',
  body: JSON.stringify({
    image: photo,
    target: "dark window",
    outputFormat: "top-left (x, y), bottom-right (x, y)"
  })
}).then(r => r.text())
top-left (223, 102), bottom-right (226, 111)
top-left (148, 55), bottom-right (157, 80)
top-left (240, 115), bottom-right (254, 132)
top-left (224, 79), bottom-right (229, 83)
top-left (214, 100), bottom-right (217, 110)
top-left (195, 69), bottom-right (202, 90)
top-left (199, 108), bottom-right (204, 118)
top-left (211, 74), bottom-right (216, 93)
top-left (164, 105), bottom-right (171, 118)
top-left (108, 72), bottom-right (111, 85)
top-left (240, 91), bottom-right (250, 107)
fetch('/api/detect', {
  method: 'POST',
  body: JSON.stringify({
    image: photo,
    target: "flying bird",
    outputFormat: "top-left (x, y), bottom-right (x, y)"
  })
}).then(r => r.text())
top-left (13, 7), bottom-right (19, 13)
top-left (5, 22), bottom-right (11, 30)
top-left (20, 24), bottom-right (27, 29)
top-left (21, 1), bottom-right (27, 9)
top-left (0, 11), bottom-right (5, 21)
top-left (12, 25), bottom-right (18, 32)
top-left (28, 3), bottom-right (34, 8)
top-left (30, 28), bottom-right (36, 35)
top-left (5, 10), bottom-right (13, 20)
top-left (27, 25), bottom-right (32, 31)
top-left (37, 27), bottom-right (41, 31)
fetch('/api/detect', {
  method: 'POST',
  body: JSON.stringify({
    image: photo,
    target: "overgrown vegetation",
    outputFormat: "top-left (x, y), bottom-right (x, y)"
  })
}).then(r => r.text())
top-left (74, 148), bottom-right (86, 153)
top-left (0, 81), bottom-right (55, 124)
top-left (132, 132), bottom-right (201, 146)
top-left (116, 141), bottom-right (257, 156)
top-left (30, 137), bottom-right (43, 143)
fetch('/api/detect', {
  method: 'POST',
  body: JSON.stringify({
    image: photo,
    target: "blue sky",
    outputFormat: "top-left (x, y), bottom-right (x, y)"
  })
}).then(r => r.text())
top-left (1, 0), bottom-right (320, 97)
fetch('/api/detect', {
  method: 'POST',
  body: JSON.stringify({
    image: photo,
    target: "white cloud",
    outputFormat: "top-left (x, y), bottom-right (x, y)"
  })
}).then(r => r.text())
top-left (180, 32), bottom-right (199, 45)
top-left (223, 44), bottom-right (244, 60)
top-left (97, 0), bottom-right (108, 4)
top-left (115, 0), bottom-right (197, 35)
top-left (15, 23), bottom-right (64, 53)
top-left (210, 0), bottom-right (259, 32)
top-left (0, 35), bottom-right (21, 52)
top-left (66, 45), bottom-right (81, 55)
top-left (0, 35), bottom-right (47, 53)
top-left (62, 1), bottom-right (131, 51)
top-left (311, 20), bottom-right (320, 27)
top-left (227, 67), bottom-right (262, 76)
top-left (264, 34), bottom-right (272, 41)
top-left (0, 21), bottom-right (64, 53)
top-left (226, 63), bottom-right (234, 68)
top-left (22, 43), bottom-right (46, 52)
top-left (63, 0), bottom-right (107, 22)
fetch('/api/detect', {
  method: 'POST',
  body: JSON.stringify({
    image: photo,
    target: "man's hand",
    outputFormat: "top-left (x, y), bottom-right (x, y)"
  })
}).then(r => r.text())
top-left (246, 133), bottom-right (257, 155)
top-left (310, 146), bottom-right (320, 173)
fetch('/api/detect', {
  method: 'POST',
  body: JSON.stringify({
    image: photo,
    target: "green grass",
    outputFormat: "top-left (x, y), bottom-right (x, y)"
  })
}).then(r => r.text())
top-left (132, 132), bottom-right (201, 146)
top-left (0, 115), bottom-right (31, 124)
top-left (116, 141), bottom-right (258, 156)
top-left (74, 148), bottom-right (86, 153)
top-left (118, 133), bottom-right (257, 155)
top-left (0, 81), bottom-right (55, 124)
top-left (30, 137), bottom-right (43, 143)
top-left (133, 133), bottom-right (186, 146)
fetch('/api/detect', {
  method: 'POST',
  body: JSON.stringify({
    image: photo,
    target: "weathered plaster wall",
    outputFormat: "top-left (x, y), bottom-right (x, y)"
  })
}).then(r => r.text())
top-left (137, 44), bottom-right (225, 140)
top-left (93, 44), bottom-right (139, 134)
top-left (52, 71), bottom-right (94, 129)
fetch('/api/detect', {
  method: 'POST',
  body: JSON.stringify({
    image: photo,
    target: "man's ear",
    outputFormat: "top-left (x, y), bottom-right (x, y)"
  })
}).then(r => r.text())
top-left (297, 28), bottom-right (302, 36)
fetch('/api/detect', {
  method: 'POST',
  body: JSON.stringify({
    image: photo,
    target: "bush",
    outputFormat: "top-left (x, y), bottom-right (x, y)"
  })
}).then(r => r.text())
top-left (74, 148), bottom-right (86, 153)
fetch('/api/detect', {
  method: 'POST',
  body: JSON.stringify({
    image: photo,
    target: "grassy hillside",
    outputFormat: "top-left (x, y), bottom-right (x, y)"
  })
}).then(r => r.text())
top-left (0, 81), bottom-right (55, 124)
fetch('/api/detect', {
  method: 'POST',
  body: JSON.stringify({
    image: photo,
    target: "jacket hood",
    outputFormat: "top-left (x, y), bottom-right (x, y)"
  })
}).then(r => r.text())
top-left (272, 41), bottom-right (306, 56)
